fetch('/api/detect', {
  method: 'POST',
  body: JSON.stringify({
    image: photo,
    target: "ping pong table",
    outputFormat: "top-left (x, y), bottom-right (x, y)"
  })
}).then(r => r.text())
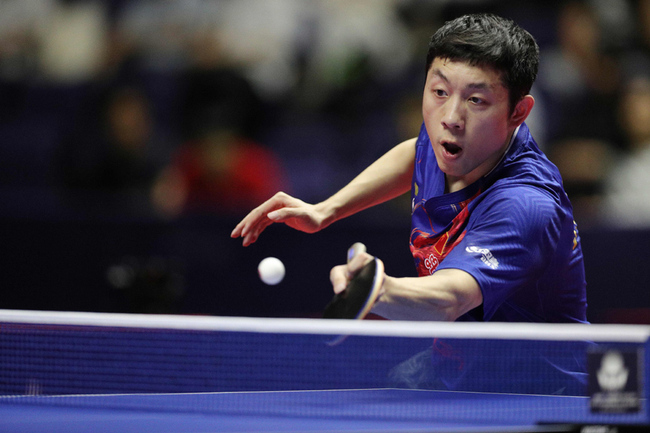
top-left (0, 388), bottom-right (647, 432)
top-left (1, 310), bottom-right (649, 432)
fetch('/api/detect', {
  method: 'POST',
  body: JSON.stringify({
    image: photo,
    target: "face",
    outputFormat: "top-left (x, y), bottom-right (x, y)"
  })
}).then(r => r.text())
top-left (422, 58), bottom-right (526, 192)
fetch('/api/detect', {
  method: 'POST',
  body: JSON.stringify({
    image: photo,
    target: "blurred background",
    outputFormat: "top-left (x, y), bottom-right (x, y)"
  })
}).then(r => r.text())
top-left (0, 0), bottom-right (649, 323)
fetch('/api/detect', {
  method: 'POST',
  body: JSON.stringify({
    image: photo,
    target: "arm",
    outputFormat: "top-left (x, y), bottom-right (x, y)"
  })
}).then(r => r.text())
top-left (231, 138), bottom-right (416, 246)
top-left (371, 269), bottom-right (483, 321)
top-left (330, 254), bottom-right (482, 321)
top-left (314, 137), bottom-right (416, 225)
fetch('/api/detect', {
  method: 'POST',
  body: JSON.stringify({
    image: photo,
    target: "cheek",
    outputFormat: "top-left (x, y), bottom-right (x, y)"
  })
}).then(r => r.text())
top-left (470, 112), bottom-right (509, 139)
top-left (421, 97), bottom-right (440, 129)
top-left (465, 118), bottom-right (510, 159)
top-left (421, 95), bottom-right (432, 120)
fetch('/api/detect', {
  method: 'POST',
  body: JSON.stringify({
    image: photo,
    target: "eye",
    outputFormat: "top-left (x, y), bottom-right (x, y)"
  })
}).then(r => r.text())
top-left (468, 96), bottom-right (484, 105)
top-left (433, 88), bottom-right (447, 97)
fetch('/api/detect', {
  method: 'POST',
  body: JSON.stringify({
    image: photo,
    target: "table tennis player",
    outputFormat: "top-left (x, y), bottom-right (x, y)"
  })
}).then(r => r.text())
top-left (231, 13), bottom-right (588, 327)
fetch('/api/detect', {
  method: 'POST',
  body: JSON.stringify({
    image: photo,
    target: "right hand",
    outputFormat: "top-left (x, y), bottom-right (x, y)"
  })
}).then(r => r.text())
top-left (329, 249), bottom-right (375, 295)
top-left (230, 192), bottom-right (329, 246)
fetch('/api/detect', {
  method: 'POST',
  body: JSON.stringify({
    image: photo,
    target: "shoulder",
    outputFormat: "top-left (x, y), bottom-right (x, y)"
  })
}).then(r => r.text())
top-left (480, 184), bottom-right (561, 215)
top-left (485, 125), bottom-right (565, 204)
top-left (470, 184), bottom-right (568, 242)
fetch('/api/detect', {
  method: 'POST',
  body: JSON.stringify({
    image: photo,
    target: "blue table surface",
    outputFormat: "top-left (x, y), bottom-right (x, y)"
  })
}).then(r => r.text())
top-left (0, 389), bottom-right (647, 433)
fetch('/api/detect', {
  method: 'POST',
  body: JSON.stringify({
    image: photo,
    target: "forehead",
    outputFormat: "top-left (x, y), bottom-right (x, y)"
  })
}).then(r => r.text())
top-left (427, 58), bottom-right (506, 91)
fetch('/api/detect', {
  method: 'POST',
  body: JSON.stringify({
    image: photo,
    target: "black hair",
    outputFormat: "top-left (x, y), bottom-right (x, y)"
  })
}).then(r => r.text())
top-left (426, 13), bottom-right (539, 111)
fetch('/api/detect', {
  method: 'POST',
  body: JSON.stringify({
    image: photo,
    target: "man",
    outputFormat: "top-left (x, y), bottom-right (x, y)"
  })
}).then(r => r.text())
top-left (231, 13), bottom-right (587, 326)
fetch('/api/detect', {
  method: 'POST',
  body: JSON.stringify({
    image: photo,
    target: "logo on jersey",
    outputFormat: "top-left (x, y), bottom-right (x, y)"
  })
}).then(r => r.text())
top-left (423, 254), bottom-right (439, 274)
top-left (410, 190), bottom-right (479, 277)
top-left (465, 246), bottom-right (499, 269)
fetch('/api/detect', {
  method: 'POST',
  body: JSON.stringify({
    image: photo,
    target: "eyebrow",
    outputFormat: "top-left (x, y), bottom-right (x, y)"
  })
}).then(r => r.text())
top-left (431, 68), bottom-right (495, 91)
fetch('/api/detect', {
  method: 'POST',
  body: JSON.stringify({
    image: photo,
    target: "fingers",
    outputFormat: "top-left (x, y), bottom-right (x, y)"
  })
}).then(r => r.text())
top-left (265, 206), bottom-right (297, 223)
top-left (231, 214), bottom-right (267, 247)
top-left (230, 192), bottom-right (294, 246)
top-left (240, 218), bottom-right (273, 247)
top-left (330, 264), bottom-right (349, 294)
top-left (346, 242), bottom-right (366, 264)
top-left (330, 248), bottom-right (374, 294)
top-left (347, 251), bottom-right (373, 278)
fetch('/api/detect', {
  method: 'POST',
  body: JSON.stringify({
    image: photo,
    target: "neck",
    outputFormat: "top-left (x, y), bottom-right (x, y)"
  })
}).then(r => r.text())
top-left (445, 126), bottom-right (519, 194)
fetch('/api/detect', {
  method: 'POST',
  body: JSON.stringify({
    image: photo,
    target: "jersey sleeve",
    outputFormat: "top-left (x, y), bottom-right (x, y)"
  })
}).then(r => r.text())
top-left (436, 185), bottom-right (566, 320)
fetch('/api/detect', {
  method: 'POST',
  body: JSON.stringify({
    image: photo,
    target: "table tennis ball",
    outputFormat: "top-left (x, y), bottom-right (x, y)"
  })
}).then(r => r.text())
top-left (258, 257), bottom-right (285, 285)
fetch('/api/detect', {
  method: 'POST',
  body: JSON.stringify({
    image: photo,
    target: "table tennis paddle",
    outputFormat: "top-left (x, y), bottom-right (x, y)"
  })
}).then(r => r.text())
top-left (323, 243), bottom-right (384, 320)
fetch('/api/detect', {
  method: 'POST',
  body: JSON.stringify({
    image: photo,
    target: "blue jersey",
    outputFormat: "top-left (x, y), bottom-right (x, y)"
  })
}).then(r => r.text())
top-left (393, 123), bottom-right (590, 395)
top-left (410, 122), bottom-right (587, 323)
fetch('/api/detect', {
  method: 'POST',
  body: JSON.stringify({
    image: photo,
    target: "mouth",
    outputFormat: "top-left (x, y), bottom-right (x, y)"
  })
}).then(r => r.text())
top-left (441, 140), bottom-right (462, 156)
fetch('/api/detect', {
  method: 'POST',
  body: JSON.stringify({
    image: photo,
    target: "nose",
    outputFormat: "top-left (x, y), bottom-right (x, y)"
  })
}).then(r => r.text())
top-left (441, 99), bottom-right (464, 130)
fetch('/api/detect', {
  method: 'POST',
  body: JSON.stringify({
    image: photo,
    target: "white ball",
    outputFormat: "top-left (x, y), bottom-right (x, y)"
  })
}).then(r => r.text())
top-left (258, 257), bottom-right (285, 285)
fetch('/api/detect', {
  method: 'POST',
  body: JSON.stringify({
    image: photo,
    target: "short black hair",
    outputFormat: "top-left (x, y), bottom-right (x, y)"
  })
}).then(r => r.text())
top-left (426, 13), bottom-right (539, 111)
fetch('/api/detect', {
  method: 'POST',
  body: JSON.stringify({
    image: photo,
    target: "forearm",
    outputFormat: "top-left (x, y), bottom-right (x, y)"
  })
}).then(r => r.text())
top-left (316, 138), bottom-right (416, 227)
top-left (371, 269), bottom-right (483, 321)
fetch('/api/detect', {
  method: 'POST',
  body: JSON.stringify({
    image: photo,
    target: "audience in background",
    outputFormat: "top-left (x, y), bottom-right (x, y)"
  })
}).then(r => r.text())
top-left (600, 74), bottom-right (650, 228)
top-left (151, 127), bottom-right (290, 217)
top-left (58, 85), bottom-right (174, 215)
top-left (537, 1), bottom-right (624, 225)
top-left (2, 0), bottom-right (650, 227)
top-left (150, 16), bottom-right (289, 217)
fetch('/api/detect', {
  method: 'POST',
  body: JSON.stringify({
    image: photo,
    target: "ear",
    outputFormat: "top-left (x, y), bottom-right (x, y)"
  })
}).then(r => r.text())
top-left (509, 95), bottom-right (535, 128)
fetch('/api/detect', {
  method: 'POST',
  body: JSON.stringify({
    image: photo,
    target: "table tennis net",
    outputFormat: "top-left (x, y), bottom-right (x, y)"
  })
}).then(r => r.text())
top-left (1, 310), bottom-right (648, 399)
